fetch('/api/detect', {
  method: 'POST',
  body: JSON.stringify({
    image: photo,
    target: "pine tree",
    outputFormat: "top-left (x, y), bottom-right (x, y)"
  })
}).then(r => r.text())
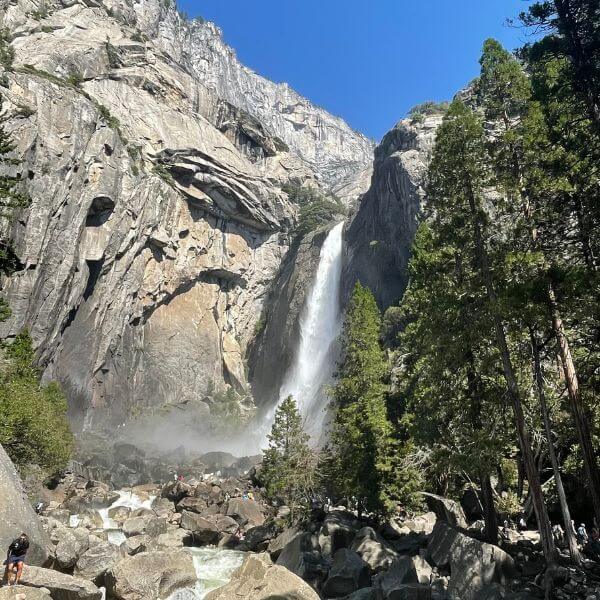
top-left (261, 395), bottom-right (316, 521)
top-left (425, 99), bottom-right (556, 562)
top-left (327, 282), bottom-right (420, 516)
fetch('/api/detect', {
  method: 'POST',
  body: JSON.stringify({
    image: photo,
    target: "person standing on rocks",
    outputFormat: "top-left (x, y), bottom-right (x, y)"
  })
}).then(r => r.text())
top-left (3, 533), bottom-right (29, 586)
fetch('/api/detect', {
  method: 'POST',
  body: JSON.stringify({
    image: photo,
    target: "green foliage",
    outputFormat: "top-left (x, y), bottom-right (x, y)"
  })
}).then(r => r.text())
top-left (326, 283), bottom-right (421, 515)
top-left (261, 396), bottom-right (317, 522)
top-left (0, 28), bottom-right (15, 71)
top-left (0, 331), bottom-right (73, 476)
top-left (66, 70), bottom-right (84, 87)
top-left (283, 184), bottom-right (346, 239)
top-left (408, 101), bottom-right (449, 124)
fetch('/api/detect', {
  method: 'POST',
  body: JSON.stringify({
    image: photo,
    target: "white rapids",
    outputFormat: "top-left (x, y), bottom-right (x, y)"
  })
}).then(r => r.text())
top-left (69, 489), bottom-right (245, 599)
top-left (168, 548), bottom-right (246, 600)
top-left (272, 220), bottom-right (345, 437)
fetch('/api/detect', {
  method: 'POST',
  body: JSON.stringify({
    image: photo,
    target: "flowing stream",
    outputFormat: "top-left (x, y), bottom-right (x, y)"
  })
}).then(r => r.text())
top-left (69, 490), bottom-right (245, 599)
top-left (273, 220), bottom-right (345, 437)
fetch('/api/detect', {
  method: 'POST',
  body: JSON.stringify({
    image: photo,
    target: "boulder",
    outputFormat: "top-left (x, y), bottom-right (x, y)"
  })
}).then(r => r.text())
top-left (322, 548), bottom-right (371, 598)
top-left (54, 528), bottom-right (90, 570)
top-left (76, 510), bottom-right (103, 530)
top-left (226, 498), bottom-right (265, 528)
top-left (320, 511), bottom-right (362, 557)
top-left (375, 583), bottom-right (432, 600)
top-left (351, 527), bottom-right (398, 573)
top-left (245, 520), bottom-right (281, 551)
top-left (180, 511), bottom-right (220, 545)
top-left (156, 528), bottom-right (189, 548)
top-left (403, 513), bottom-right (437, 535)
top-left (372, 555), bottom-right (432, 598)
top-left (205, 553), bottom-right (319, 600)
top-left (121, 515), bottom-right (167, 538)
top-left (0, 444), bottom-right (51, 565)
top-left (268, 527), bottom-right (299, 560)
top-left (108, 506), bottom-right (131, 523)
top-left (0, 585), bottom-right (51, 599)
top-left (44, 510), bottom-right (71, 526)
top-left (74, 541), bottom-right (120, 583)
top-left (105, 550), bottom-right (196, 600)
top-left (122, 535), bottom-right (151, 556)
top-left (427, 522), bottom-right (516, 600)
top-left (150, 497), bottom-right (175, 519)
top-left (160, 481), bottom-right (192, 503)
top-left (422, 494), bottom-right (467, 529)
top-left (276, 532), bottom-right (329, 586)
top-left (175, 497), bottom-right (206, 514)
top-left (341, 590), bottom-right (374, 600)
top-left (19, 565), bottom-right (102, 600)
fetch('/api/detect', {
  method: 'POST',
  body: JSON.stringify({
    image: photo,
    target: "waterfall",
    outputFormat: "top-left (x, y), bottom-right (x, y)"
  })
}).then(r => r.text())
top-left (272, 220), bottom-right (345, 437)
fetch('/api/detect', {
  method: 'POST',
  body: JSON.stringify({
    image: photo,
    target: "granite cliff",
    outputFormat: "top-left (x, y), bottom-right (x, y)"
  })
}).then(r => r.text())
top-left (0, 0), bottom-right (373, 432)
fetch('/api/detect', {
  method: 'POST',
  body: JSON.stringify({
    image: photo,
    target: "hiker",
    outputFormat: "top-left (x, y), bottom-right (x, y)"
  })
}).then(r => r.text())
top-left (576, 523), bottom-right (588, 546)
top-left (518, 515), bottom-right (527, 531)
top-left (502, 519), bottom-right (511, 541)
top-left (248, 491), bottom-right (254, 501)
top-left (4, 533), bottom-right (29, 586)
top-left (552, 523), bottom-right (564, 544)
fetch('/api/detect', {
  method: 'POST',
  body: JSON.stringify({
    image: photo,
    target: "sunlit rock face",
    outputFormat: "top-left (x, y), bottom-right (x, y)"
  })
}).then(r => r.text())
top-left (343, 114), bottom-right (443, 310)
top-left (0, 0), bottom-right (373, 431)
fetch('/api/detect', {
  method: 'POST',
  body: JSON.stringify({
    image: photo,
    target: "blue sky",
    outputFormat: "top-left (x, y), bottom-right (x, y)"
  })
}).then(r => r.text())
top-left (178, 1), bottom-right (534, 141)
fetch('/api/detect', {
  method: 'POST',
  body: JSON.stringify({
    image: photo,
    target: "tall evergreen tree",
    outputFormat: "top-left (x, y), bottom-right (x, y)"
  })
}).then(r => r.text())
top-left (425, 99), bottom-right (556, 562)
top-left (261, 396), bottom-right (317, 521)
top-left (327, 282), bottom-right (419, 516)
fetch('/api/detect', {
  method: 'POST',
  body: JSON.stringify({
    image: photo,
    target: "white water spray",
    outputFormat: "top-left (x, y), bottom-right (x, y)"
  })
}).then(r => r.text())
top-left (272, 221), bottom-right (345, 437)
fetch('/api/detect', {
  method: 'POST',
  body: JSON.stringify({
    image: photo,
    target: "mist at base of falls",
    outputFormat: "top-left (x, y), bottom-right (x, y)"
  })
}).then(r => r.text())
top-left (100, 221), bottom-right (346, 458)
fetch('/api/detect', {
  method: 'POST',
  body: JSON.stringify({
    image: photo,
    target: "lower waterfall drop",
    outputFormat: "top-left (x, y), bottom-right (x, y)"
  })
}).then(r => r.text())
top-left (274, 220), bottom-right (345, 438)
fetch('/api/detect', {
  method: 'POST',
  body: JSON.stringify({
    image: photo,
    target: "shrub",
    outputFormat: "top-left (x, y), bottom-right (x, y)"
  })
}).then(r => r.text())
top-left (0, 28), bottom-right (15, 71)
top-left (0, 331), bottom-right (73, 476)
top-left (408, 101), bottom-right (450, 123)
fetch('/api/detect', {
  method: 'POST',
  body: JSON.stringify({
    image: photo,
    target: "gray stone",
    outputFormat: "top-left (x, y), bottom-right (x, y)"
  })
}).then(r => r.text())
top-left (427, 522), bottom-right (516, 600)
top-left (322, 548), bottom-right (371, 598)
top-left (179, 511), bottom-right (220, 545)
top-left (276, 532), bottom-right (327, 586)
top-left (105, 550), bottom-right (196, 600)
top-left (74, 541), bottom-right (120, 584)
top-left (351, 527), bottom-right (398, 573)
top-left (422, 494), bottom-right (468, 529)
top-left (54, 528), bottom-right (90, 570)
top-left (0, 585), bottom-right (51, 599)
top-left (205, 553), bottom-right (319, 600)
top-left (0, 444), bottom-right (50, 566)
top-left (373, 556), bottom-right (433, 598)
top-left (19, 566), bottom-right (102, 600)
top-left (226, 498), bottom-right (265, 528)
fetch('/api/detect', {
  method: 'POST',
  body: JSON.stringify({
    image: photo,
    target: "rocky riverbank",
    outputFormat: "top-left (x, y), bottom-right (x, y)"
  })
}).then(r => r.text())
top-left (2, 445), bottom-right (599, 600)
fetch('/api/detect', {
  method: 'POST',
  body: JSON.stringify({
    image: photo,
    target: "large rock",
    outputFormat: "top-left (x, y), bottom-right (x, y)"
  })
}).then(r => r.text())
top-left (422, 494), bottom-right (468, 529)
top-left (121, 515), bottom-right (167, 538)
top-left (179, 511), bottom-right (220, 545)
top-left (427, 522), bottom-right (516, 600)
top-left (105, 550), bottom-right (196, 600)
top-left (0, 444), bottom-right (50, 566)
top-left (206, 553), bottom-right (320, 600)
top-left (19, 565), bottom-right (102, 600)
top-left (319, 511), bottom-right (362, 557)
top-left (276, 531), bottom-right (326, 585)
top-left (322, 548), bottom-right (371, 598)
top-left (372, 556), bottom-right (433, 598)
top-left (226, 498), bottom-right (265, 528)
top-left (53, 528), bottom-right (90, 570)
top-left (74, 541), bottom-right (120, 583)
top-left (350, 527), bottom-right (398, 573)
top-left (245, 520), bottom-right (281, 551)
top-left (0, 585), bottom-right (51, 599)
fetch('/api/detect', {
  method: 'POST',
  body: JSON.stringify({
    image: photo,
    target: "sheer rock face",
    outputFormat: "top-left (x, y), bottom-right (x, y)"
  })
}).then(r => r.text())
top-left (343, 114), bottom-right (443, 310)
top-left (0, 0), bottom-right (372, 429)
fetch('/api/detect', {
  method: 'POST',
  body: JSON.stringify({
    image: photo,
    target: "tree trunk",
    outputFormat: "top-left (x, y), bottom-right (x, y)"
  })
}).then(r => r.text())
top-left (480, 473), bottom-right (499, 545)
top-left (548, 281), bottom-right (600, 528)
top-left (465, 180), bottom-right (557, 563)
top-left (531, 328), bottom-right (581, 565)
